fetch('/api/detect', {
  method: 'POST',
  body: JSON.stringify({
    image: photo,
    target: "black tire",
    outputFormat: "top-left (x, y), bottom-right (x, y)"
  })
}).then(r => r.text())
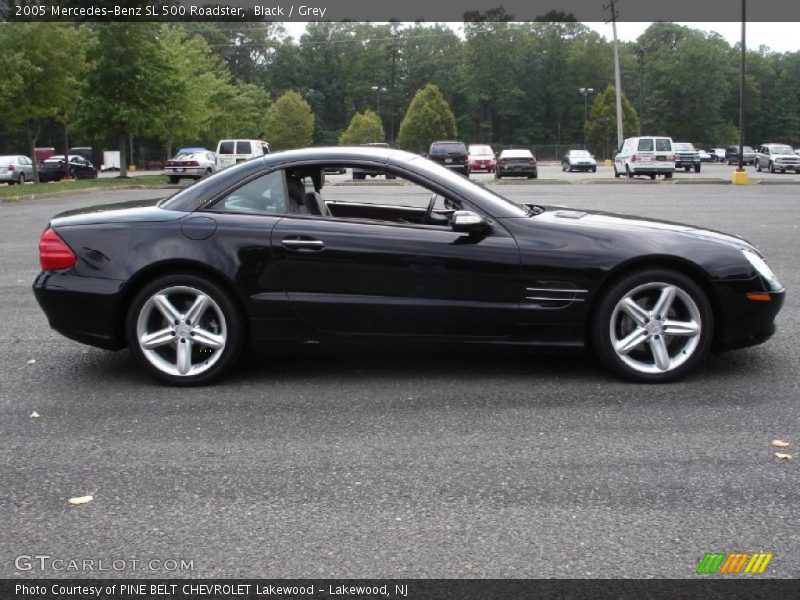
top-left (352, 172), bottom-right (365, 180)
top-left (756, 161), bottom-right (762, 172)
top-left (126, 273), bottom-right (244, 386)
top-left (614, 166), bottom-right (620, 179)
top-left (665, 172), bottom-right (673, 179)
top-left (532, 172), bottom-right (538, 179)
top-left (590, 269), bottom-right (714, 383)
top-left (625, 165), bottom-right (633, 179)
top-left (168, 176), bottom-right (179, 184)
top-left (18, 173), bottom-right (26, 185)
top-left (205, 168), bottom-right (212, 177)
top-left (769, 162), bottom-right (775, 173)
top-left (568, 165), bottom-right (573, 173)
top-left (592, 166), bottom-right (597, 173)
top-left (649, 174), bottom-right (656, 180)
top-left (684, 166), bottom-right (690, 172)
top-left (694, 164), bottom-right (701, 173)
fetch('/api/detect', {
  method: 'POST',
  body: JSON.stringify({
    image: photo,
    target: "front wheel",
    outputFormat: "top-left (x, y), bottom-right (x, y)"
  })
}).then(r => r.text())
top-left (756, 161), bottom-right (762, 172)
top-left (591, 269), bottom-right (713, 382)
top-left (126, 274), bottom-right (244, 385)
top-left (694, 164), bottom-right (701, 173)
top-left (769, 162), bottom-right (775, 173)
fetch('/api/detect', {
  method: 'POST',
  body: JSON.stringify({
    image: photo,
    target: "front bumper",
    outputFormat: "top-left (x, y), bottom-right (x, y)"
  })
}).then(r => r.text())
top-left (713, 282), bottom-right (785, 352)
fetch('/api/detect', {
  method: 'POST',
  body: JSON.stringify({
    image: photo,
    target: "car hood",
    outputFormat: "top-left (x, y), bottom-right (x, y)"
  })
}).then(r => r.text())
top-left (51, 199), bottom-right (186, 227)
top-left (522, 205), bottom-right (759, 253)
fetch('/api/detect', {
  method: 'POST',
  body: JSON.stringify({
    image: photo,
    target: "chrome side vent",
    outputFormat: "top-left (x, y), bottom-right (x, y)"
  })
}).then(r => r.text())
top-left (523, 281), bottom-right (587, 309)
top-left (553, 210), bottom-right (587, 219)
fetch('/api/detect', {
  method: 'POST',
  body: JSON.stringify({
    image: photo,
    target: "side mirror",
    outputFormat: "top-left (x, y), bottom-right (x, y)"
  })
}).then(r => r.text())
top-left (451, 210), bottom-right (489, 234)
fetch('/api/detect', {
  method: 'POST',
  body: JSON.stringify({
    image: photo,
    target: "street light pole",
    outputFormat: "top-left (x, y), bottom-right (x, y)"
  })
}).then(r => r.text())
top-left (370, 85), bottom-right (387, 115)
top-left (579, 87), bottom-right (595, 150)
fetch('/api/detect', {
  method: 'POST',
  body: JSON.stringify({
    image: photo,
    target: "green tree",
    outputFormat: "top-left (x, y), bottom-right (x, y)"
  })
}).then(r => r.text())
top-left (153, 27), bottom-right (233, 159)
top-left (397, 84), bottom-right (457, 152)
top-left (78, 23), bottom-right (176, 177)
top-left (263, 90), bottom-right (315, 150)
top-left (339, 110), bottom-right (385, 144)
top-left (0, 23), bottom-right (90, 182)
top-left (209, 83), bottom-right (270, 141)
top-left (586, 86), bottom-right (640, 159)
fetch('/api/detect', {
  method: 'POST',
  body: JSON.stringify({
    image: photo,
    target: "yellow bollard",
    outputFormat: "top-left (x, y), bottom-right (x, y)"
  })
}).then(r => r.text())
top-left (731, 168), bottom-right (749, 185)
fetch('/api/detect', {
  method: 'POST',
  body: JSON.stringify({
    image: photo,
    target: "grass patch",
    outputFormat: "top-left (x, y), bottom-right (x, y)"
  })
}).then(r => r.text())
top-left (0, 175), bottom-right (169, 199)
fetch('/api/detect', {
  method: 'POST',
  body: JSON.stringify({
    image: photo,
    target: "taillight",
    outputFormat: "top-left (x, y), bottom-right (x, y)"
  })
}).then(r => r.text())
top-left (631, 154), bottom-right (638, 162)
top-left (39, 228), bottom-right (76, 271)
top-left (164, 161), bottom-right (173, 167)
top-left (666, 154), bottom-right (675, 161)
top-left (8, 164), bottom-right (14, 171)
top-left (185, 161), bottom-right (199, 167)
top-left (529, 158), bottom-right (537, 166)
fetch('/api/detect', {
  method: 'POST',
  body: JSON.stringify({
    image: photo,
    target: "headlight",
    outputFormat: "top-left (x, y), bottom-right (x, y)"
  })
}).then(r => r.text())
top-left (742, 248), bottom-right (782, 290)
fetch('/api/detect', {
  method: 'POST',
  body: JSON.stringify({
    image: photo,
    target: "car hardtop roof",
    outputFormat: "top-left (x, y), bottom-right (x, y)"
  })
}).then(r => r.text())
top-left (431, 140), bottom-right (464, 145)
top-left (262, 146), bottom-right (420, 166)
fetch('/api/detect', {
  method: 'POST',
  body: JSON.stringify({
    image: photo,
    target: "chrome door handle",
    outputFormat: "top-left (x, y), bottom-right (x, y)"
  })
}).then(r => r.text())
top-left (281, 238), bottom-right (325, 252)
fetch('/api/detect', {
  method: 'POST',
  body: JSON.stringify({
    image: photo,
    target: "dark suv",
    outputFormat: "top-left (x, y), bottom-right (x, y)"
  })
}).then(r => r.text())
top-left (427, 141), bottom-right (469, 176)
top-left (352, 143), bottom-right (396, 180)
top-left (725, 145), bottom-right (756, 165)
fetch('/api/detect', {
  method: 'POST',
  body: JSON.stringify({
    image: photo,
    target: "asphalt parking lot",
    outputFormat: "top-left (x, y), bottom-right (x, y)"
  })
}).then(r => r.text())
top-left (1, 181), bottom-right (798, 578)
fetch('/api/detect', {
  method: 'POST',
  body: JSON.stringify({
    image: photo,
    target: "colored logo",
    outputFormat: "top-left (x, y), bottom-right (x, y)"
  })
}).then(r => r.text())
top-left (696, 552), bottom-right (773, 574)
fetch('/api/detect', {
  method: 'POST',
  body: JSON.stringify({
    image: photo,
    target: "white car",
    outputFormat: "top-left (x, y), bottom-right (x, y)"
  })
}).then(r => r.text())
top-left (561, 149), bottom-right (597, 172)
top-left (163, 151), bottom-right (218, 183)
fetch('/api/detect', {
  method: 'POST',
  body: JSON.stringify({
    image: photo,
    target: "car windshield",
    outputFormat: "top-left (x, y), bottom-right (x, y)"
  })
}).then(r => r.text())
top-left (772, 145), bottom-right (794, 154)
top-left (570, 150), bottom-right (591, 158)
top-left (469, 145), bottom-right (493, 155)
top-left (174, 153), bottom-right (201, 160)
top-left (674, 143), bottom-right (694, 151)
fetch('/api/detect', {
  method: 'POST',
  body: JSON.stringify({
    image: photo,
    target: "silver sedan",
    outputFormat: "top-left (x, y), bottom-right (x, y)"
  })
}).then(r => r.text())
top-left (0, 155), bottom-right (35, 185)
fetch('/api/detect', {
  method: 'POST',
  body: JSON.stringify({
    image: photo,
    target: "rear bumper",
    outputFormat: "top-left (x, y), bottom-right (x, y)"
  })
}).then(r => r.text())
top-left (33, 271), bottom-right (127, 350)
top-left (164, 167), bottom-right (206, 178)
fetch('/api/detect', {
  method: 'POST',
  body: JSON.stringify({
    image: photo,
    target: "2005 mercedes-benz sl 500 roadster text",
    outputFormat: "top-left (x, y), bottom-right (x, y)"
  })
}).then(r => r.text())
top-left (34, 147), bottom-right (785, 385)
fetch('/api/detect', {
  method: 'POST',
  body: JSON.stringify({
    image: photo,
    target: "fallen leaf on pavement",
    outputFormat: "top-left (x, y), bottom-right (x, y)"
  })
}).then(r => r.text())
top-left (68, 495), bottom-right (94, 505)
top-left (30, 411), bottom-right (40, 418)
top-left (774, 453), bottom-right (792, 460)
top-left (26, 359), bottom-right (36, 365)
top-left (771, 440), bottom-right (790, 448)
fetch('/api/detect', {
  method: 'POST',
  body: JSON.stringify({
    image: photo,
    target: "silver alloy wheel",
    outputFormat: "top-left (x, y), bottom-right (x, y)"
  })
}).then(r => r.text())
top-left (609, 282), bottom-right (702, 375)
top-left (136, 285), bottom-right (227, 377)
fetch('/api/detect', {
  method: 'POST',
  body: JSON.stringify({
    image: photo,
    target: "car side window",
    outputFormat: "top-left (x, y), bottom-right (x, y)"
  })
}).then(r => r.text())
top-left (211, 170), bottom-right (287, 215)
top-left (638, 139), bottom-right (653, 152)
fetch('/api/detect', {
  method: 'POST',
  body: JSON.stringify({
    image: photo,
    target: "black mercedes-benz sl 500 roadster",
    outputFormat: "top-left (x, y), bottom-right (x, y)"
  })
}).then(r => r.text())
top-left (34, 147), bottom-right (784, 385)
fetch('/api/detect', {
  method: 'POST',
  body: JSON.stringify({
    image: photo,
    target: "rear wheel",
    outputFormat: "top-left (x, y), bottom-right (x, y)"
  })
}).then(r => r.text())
top-left (126, 274), bottom-right (244, 386)
top-left (684, 166), bottom-right (690, 172)
top-left (19, 173), bottom-right (26, 184)
top-left (592, 166), bottom-right (597, 173)
top-left (649, 174), bottom-right (656, 180)
top-left (769, 162), bottom-right (775, 173)
top-left (204, 168), bottom-right (212, 177)
top-left (625, 165), bottom-right (633, 179)
top-left (756, 161), bottom-right (762, 172)
top-left (694, 164), bottom-right (701, 173)
top-left (665, 172), bottom-right (673, 179)
top-left (614, 166), bottom-right (620, 178)
top-left (591, 269), bottom-right (713, 382)
top-left (168, 176), bottom-right (179, 184)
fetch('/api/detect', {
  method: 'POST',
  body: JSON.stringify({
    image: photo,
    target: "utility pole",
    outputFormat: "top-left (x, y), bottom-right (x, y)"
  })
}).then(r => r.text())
top-left (605, 0), bottom-right (624, 150)
top-left (733, 0), bottom-right (749, 184)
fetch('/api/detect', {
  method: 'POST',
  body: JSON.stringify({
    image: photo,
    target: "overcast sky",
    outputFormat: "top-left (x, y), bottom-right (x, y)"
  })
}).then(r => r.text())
top-left (282, 22), bottom-right (799, 54)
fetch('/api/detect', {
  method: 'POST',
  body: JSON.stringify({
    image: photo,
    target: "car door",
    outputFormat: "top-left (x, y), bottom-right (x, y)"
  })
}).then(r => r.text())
top-left (270, 174), bottom-right (522, 338)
